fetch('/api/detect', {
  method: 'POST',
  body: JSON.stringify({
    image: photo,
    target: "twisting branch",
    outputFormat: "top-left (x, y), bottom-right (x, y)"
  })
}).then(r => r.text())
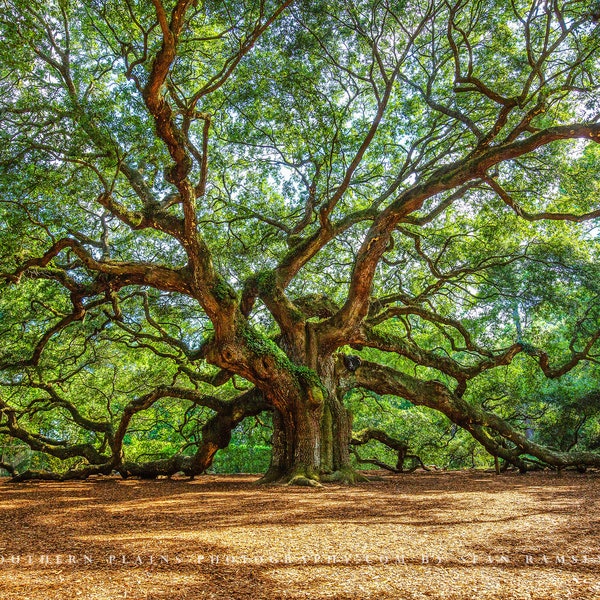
top-left (316, 122), bottom-right (600, 350)
top-left (0, 394), bottom-right (109, 465)
top-left (343, 359), bottom-right (600, 471)
top-left (353, 325), bottom-right (522, 388)
top-left (190, 1), bottom-right (295, 103)
top-left (5, 237), bottom-right (190, 294)
top-left (350, 428), bottom-right (429, 473)
top-left (485, 176), bottom-right (600, 223)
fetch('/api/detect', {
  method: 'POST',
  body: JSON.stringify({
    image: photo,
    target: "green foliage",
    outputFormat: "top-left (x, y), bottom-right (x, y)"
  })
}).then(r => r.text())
top-left (210, 444), bottom-right (271, 474)
top-left (255, 270), bottom-right (278, 296)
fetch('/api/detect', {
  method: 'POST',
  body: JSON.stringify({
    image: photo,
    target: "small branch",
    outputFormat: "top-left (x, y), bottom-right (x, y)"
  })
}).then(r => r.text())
top-left (486, 176), bottom-right (600, 223)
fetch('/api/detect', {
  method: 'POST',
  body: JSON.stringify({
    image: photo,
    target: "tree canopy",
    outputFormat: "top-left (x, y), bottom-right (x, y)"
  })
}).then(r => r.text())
top-left (0, 0), bottom-right (599, 484)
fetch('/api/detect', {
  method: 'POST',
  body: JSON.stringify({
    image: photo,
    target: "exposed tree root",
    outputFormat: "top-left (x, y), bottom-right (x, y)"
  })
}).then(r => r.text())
top-left (285, 475), bottom-right (323, 487)
top-left (255, 467), bottom-right (285, 485)
top-left (321, 467), bottom-right (369, 484)
top-left (10, 464), bottom-right (113, 482)
top-left (0, 461), bottom-right (15, 476)
top-left (256, 466), bottom-right (323, 487)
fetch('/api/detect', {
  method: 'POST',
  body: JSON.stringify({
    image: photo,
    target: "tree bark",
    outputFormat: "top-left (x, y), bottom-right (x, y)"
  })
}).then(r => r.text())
top-left (317, 355), bottom-right (363, 482)
top-left (261, 409), bottom-right (290, 483)
top-left (260, 392), bottom-right (323, 486)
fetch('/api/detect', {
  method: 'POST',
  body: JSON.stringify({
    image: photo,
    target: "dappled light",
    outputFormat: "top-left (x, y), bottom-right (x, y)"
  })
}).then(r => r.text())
top-left (1, 472), bottom-right (600, 598)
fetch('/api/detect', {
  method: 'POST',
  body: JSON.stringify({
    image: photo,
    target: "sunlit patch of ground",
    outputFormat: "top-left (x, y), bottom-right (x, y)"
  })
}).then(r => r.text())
top-left (1, 471), bottom-right (599, 599)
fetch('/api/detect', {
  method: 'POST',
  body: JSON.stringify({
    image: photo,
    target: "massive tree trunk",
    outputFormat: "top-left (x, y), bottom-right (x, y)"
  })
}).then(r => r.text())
top-left (263, 351), bottom-right (326, 485)
top-left (248, 324), bottom-right (354, 485)
top-left (259, 351), bottom-right (359, 485)
top-left (260, 394), bottom-right (323, 486)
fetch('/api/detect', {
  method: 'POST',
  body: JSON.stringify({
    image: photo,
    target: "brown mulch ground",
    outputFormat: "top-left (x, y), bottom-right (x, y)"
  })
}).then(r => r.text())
top-left (0, 470), bottom-right (599, 599)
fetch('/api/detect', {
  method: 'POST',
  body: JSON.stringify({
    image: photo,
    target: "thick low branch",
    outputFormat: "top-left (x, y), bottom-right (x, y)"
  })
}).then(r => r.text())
top-left (4, 383), bottom-right (269, 481)
top-left (351, 449), bottom-right (401, 473)
top-left (0, 462), bottom-right (15, 476)
top-left (351, 427), bottom-right (409, 472)
top-left (110, 384), bottom-right (267, 471)
top-left (353, 326), bottom-right (522, 387)
top-left (344, 359), bottom-right (600, 470)
top-left (115, 387), bottom-right (269, 478)
top-left (10, 463), bottom-right (113, 483)
top-left (0, 396), bottom-right (108, 465)
top-left (6, 237), bottom-right (189, 294)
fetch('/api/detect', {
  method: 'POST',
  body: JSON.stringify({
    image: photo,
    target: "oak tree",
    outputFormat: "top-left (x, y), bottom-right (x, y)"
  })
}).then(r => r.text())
top-left (1, 0), bottom-right (599, 484)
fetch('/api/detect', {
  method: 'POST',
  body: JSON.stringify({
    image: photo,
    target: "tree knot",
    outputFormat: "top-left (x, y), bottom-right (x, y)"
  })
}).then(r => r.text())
top-left (343, 354), bottom-right (362, 372)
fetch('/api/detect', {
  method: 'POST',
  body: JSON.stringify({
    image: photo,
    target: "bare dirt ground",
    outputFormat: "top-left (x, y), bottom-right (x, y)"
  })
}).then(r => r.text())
top-left (0, 470), bottom-right (599, 599)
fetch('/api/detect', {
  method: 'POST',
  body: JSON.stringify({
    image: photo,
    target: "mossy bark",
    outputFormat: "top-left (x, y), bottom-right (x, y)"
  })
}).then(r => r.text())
top-left (320, 402), bottom-right (334, 473)
top-left (319, 356), bottom-right (353, 475)
top-left (260, 397), bottom-right (323, 484)
top-left (260, 354), bottom-right (358, 485)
